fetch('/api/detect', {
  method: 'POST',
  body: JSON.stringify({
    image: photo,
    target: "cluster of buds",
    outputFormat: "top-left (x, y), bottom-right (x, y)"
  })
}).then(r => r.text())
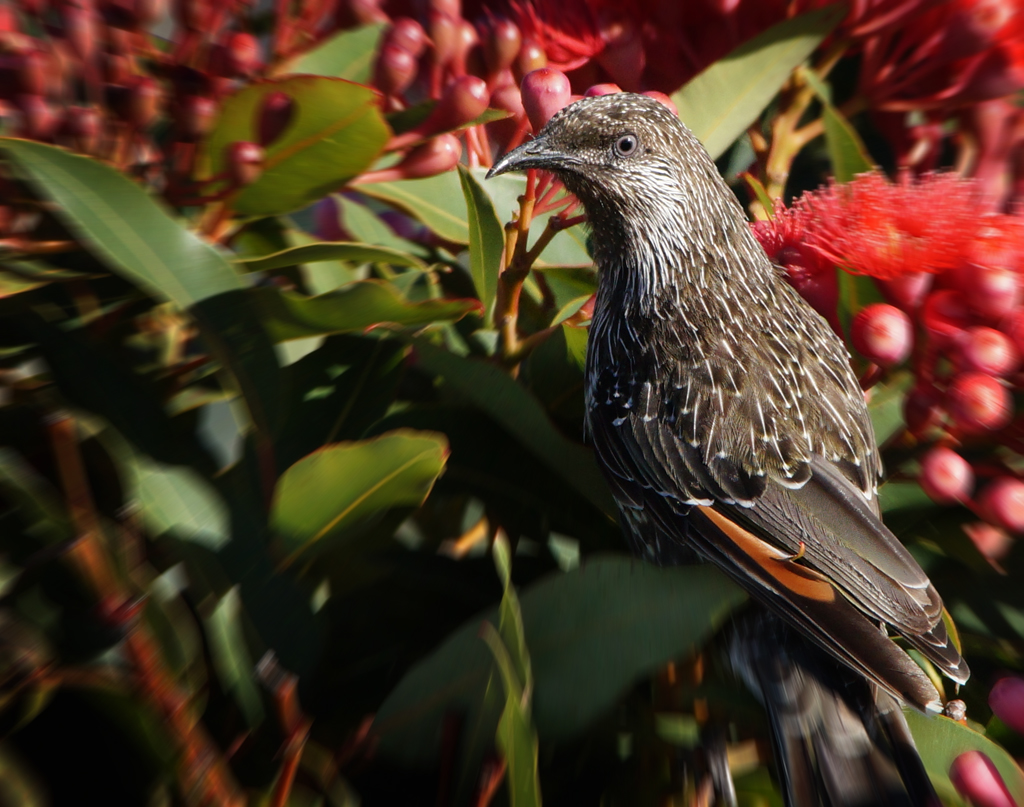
top-left (755, 171), bottom-right (1024, 557)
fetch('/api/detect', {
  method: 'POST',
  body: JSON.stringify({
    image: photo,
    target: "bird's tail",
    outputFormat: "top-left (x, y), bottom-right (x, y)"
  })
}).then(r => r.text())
top-left (727, 611), bottom-right (940, 807)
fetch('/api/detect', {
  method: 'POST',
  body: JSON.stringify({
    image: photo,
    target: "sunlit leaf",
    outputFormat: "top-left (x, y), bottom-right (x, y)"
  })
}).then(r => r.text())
top-left (252, 281), bottom-right (480, 342)
top-left (270, 429), bottom-right (449, 563)
top-left (274, 23), bottom-right (386, 83)
top-left (205, 587), bottom-right (265, 728)
top-left (823, 104), bottom-right (874, 183)
top-left (235, 241), bottom-right (426, 273)
top-left (201, 76), bottom-right (390, 216)
top-left (672, 7), bottom-right (843, 159)
top-left (1, 139), bottom-right (242, 307)
top-left (458, 166), bottom-right (503, 324)
top-left (905, 710), bottom-right (1024, 805)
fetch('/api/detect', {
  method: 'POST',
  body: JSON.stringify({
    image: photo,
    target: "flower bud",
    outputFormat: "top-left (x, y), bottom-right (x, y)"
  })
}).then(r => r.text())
top-left (922, 290), bottom-right (972, 346)
top-left (485, 17), bottom-right (521, 75)
top-left (334, 0), bottom-right (388, 28)
top-left (980, 477), bottom-right (1024, 533)
top-left (596, 16), bottom-right (644, 91)
top-left (989, 677), bottom-right (1024, 735)
top-left (179, 94), bottom-right (217, 141)
top-left (127, 75), bottom-right (160, 129)
top-left (947, 372), bottom-right (1012, 433)
top-left (395, 134), bottom-right (461, 178)
top-left (385, 18), bottom-right (427, 59)
top-left (374, 44), bottom-right (418, 98)
top-left (224, 32), bottom-right (261, 77)
top-left (1003, 307), bottom-right (1024, 356)
top-left (961, 326), bottom-right (1019, 376)
top-left (226, 141), bottom-right (264, 186)
top-left (16, 93), bottom-right (57, 139)
top-left (642, 91), bottom-right (678, 115)
top-left (428, 10), bottom-right (459, 68)
top-left (451, 18), bottom-right (479, 75)
top-left (62, 1), bottom-right (99, 62)
top-left (904, 384), bottom-right (943, 436)
top-left (585, 83), bottom-right (622, 97)
top-left (964, 521), bottom-right (1013, 562)
top-left (879, 271), bottom-right (932, 311)
top-left (919, 446), bottom-right (974, 504)
top-left (257, 91), bottom-right (294, 146)
top-left (851, 303), bottom-right (913, 367)
top-left (174, 0), bottom-right (209, 32)
top-left (950, 751), bottom-right (1017, 807)
top-left (16, 49), bottom-right (46, 96)
top-left (968, 265), bottom-right (1021, 321)
top-left (521, 67), bottom-right (571, 132)
top-left (65, 103), bottom-right (101, 152)
top-left (423, 74), bottom-right (488, 131)
top-left (516, 38), bottom-right (547, 79)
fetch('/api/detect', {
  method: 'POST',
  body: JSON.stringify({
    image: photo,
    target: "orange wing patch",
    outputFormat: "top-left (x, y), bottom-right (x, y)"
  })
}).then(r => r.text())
top-left (699, 506), bottom-right (836, 603)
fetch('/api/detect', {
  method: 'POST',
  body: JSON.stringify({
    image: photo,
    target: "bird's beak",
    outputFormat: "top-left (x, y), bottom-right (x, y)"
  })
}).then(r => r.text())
top-left (486, 136), bottom-right (575, 178)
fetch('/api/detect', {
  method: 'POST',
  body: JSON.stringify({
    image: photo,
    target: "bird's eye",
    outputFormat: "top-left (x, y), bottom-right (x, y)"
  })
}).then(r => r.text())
top-left (613, 134), bottom-right (638, 158)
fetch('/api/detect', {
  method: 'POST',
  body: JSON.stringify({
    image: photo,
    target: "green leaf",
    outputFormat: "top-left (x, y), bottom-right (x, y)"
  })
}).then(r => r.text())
top-left (374, 560), bottom-right (745, 761)
top-left (387, 102), bottom-right (509, 137)
top-left (1, 139), bottom-right (242, 307)
top-left (493, 534), bottom-right (532, 694)
top-left (335, 195), bottom-right (430, 257)
top-left (252, 281), bottom-right (480, 342)
top-left (904, 709), bottom-right (1024, 805)
top-left (274, 23), bottom-right (386, 83)
top-left (0, 448), bottom-right (73, 546)
top-left (741, 172), bottom-right (776, 218)
top-left (361, 169), bottom-right (592, 267)
top-left (671, 6), bottom-right (844, 159)
top-left (458, 166), bottom-right (503, 324)
top-left (868, 370), bottom-right (911, 446)
top-left (205, 587), bottom-right (265, 728)
top-left (359, 172), bottom-right (471, 243)
top-left (412, 340), bottom-right (615, 517)
top-left (823, 104), bottom-right (874, 183)
top-left (235, 241), bottom-right (426, 273)
top-left (270, 429), bottom-right (449, 563)
top-left (201, 76), bottom-right (390, 216)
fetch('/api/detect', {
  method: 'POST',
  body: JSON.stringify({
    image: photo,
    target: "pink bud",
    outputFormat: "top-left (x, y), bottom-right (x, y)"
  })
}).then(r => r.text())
top-left (585, 83), bottom-right (622, 97)
top-left (880, 271), bottom-right (933, 311)
top-left (429, 0), bottom-right (461, 17)
top-left (1004, 308), bottom-right (1024, 356)
top-left (257, 91), bottom-right (294, 146)
top-left (374, 44), bottom-right (418, 98)
top-left (224, 32), bottom-right (261, 76)
top-left (16, 49), bottom-right (46, 96)
top-left (521, 67), bottom-right (571, 132)
top-left (980, 477), bottom-right (1024, 533)
top-left (851, 303), bottom-right (913, 367)
top-left (964, 521), bottom-right (1014, 562)
top-left (62, 1), bottom-right (99, 62)
top-left (485, 17), bottom-right (521, 75)
top-left (428, 11), bottom-right (459, 67)
top-left (516, 38), bottom-right (547, 79)
top-left (990, 677), bottom-right (1024, 734)
top-left (904, 384), bottom-right (944, 436)
top-left (173, 0), bottom-right (209, 32)
top-left (423, 74), bottom-right (488, 132)
top-left (919, 447), bottom-right (974, 504)
top-left (947, 372), bottom-right (1012, 433)
top-left (950, 751), bottom-right (1017, 807)
top-left (385, 18), bottom-right (427, 59)
top-left (922, 290), bottom-right (972, 346)
top-left (395, 134), bottom-right (461, 178)
top-left (490, 83), bottom-right (524, 119)
top-left (226, 141), bottom-right (264, 186)
top-left (961, 326), bottom-right (1020, 376)
top-left (179, 94), bottom-right (217, 141)
top-left (968, 266), bottom-right (1021, 321)
top-left (16, 93), bottom-right (57, 139)
top-left (642, 91), bottom-right (678, 115)
top-left (65, 104), bottom-right (100, 152)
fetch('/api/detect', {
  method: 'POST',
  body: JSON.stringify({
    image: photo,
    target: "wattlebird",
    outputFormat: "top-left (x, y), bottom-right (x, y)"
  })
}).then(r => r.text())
top-left (488, 93), bottom-right (968, 806)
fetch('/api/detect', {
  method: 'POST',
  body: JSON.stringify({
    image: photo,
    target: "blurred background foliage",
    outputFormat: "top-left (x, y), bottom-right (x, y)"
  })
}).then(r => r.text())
top-left (0, 0), bottom-right (1023, 805)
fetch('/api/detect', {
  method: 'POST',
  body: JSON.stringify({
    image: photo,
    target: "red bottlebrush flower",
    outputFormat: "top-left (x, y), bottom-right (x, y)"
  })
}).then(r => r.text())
top-left (794, 172), bottom-right (984, 280)
top-left (510, 0), bottom-right (606, 73)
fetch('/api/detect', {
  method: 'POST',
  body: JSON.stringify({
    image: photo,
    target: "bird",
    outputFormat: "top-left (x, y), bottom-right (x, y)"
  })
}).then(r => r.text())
top-left (487, 93), bottom-right (969, 806)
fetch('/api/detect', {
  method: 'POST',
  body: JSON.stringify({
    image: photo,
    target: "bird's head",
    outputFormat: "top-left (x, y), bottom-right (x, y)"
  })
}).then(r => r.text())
top-left (487, 93), bottom-right (746, 263)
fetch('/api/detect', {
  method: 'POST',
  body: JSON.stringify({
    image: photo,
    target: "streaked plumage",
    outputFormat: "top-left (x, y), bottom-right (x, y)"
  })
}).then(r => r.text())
top-left (489, 93), bottom-right (968, 805)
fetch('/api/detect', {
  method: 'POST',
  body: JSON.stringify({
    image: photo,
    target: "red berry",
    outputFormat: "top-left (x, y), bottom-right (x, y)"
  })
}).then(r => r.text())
top-left (947, 372), bottom-right (1012, 432)
top-left (919, 447), bottom-right (974, 504)
top-left (257, 91), bottom-right (294, 146)
top-left (980, 477), bottom-right (1024, 532)
top-left (879, 271), bottom-right (932, 311)
top-left (485, 17), bottom-right (521, 75)
top-left (521, 67), bottom-right (571, 132)
top-left (960, 326), bottom-right (1020, 376)
top-left (950, 751), bottom-right (1017, 807)
top-left (226, 141), bottom-right (264, 186)
top-left (851, 303), bottom-right (913, 367)
top-left (990, 677), bottom-right (1024, 734)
